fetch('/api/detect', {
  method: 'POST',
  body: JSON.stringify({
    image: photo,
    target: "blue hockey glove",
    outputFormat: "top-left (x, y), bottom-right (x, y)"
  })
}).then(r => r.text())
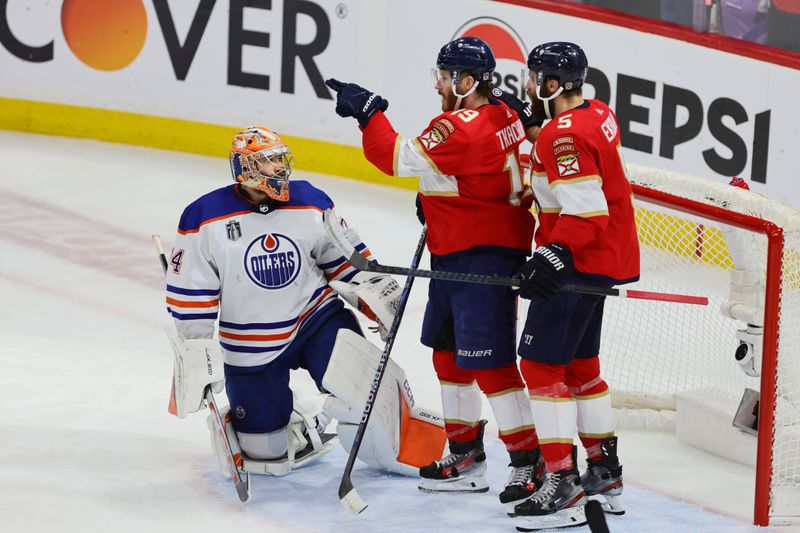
top-left (325, 78), bottom-right (389, 128)
top-left (516, 243), bottom-right (574, 300)
top-left (491, 88), bottom-right (542, 130)
top-left (415, 193), bottom-right (425, 225)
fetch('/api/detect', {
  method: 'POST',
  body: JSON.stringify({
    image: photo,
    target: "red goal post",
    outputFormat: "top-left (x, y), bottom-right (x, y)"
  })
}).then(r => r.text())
top-left (599, 163), bottom-right (800, 526)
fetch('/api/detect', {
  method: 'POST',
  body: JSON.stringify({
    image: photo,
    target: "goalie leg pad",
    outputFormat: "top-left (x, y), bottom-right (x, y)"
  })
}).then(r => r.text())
top-left (328, 399), bottom-right (447, 477)
top-left (322, 329), bottom-right (446, 475)
top-left (396, 400), bottom-right (448, 469)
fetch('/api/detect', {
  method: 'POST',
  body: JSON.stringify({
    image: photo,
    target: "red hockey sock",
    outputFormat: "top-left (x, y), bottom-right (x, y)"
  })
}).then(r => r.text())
top-left (474, 363), bottom-right (539, 451)
top-left (520, 359), bottom-right (575, 471)
top-left (566, 357), bottom-right (613, 459)
top-left (433, 350), bottom-right (481, 442)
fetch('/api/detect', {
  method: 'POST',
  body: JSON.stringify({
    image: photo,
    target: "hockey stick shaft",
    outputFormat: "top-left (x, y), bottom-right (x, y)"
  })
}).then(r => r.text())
top-left (354, 262), bottom-right (707, 305)
top-left (338, 225), bottom-right (429, 515)
top-left (585, 500), bottom-right (611, 533)
top-left (152, 234), bottom-right (251, 502)
top-left (152, 234), bottom-right (169, 273)
top-left (323, 213), bottom-right (707, 306)
top-left (204, 387), bottom-right (251, 502)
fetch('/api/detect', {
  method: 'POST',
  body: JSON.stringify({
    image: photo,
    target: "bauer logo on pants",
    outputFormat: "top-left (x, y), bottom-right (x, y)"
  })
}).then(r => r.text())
top-left (244, 233), bottom-right (301, 289)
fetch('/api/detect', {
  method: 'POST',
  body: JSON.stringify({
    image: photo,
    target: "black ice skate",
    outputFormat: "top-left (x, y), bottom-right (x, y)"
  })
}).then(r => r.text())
top-left (513, 448), bottom-right (587, 531)
top-left (499, 448), bottom-right (546, 515)
top-left (581, 436), bottom-right (624, 515)
top-left (418, 420), bottom-right (489, 493)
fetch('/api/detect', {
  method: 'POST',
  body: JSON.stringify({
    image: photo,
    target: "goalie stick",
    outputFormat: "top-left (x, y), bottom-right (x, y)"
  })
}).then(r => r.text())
top-left (322, 210), bottom-right (708, 306)
top-left (338, 224), bottom-right (429, 515)
top-left (153, 234), bottom-right (251, 503)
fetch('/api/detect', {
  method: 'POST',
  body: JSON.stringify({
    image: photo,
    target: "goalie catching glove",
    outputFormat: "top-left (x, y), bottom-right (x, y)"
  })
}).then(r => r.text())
top-left (164, 328), bottom-right (225, 418)
top-left (329, 275), bottom-right (401, 341)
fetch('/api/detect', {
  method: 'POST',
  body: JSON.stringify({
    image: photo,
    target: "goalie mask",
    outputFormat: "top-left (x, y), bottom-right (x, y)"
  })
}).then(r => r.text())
top-left (230, 126), bottom-right (294, 202)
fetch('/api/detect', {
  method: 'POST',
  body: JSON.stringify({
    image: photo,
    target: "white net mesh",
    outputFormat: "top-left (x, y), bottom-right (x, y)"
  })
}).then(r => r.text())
top-left (595, 163), bottom-right (800, 519)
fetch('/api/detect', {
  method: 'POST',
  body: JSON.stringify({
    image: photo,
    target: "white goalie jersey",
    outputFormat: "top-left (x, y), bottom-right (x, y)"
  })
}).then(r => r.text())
top-left (165, 181), bottom-right (372, 367)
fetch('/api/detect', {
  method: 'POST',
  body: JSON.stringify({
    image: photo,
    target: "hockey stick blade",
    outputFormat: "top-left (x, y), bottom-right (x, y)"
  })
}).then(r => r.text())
top-left (585, 500), bottom-right (611, 533)
top-left (339, 477), bottom-right (368, 515)
top-left (322, 210), bottom-right (708, 306)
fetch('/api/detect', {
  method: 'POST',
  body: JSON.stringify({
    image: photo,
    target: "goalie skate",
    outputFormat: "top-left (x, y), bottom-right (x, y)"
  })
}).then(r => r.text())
top-left (418, 420), bottom-right (489, 493)
top-left (209, 400), bottom-right (337, 477)
top-left (242, 402), bottom-right (338, 476)
top-left (581, 437), bottom-right (624, 515)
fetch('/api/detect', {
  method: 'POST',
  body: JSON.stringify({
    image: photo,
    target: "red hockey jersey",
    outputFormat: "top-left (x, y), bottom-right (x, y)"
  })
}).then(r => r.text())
top-left (361, 104), bottom-right (535, 256)
top-left (531, 99), bottom-right (639, 283)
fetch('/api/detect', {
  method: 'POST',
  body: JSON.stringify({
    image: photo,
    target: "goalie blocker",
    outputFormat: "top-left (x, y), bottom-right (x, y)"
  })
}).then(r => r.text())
top-left (164, 328), bottom-right (225, 418)
top-left (322, 329), bottom-right (447, 475)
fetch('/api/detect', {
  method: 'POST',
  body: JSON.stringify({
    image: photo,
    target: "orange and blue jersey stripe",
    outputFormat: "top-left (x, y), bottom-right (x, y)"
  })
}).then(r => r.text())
top-left (217, 285), bottom-right (336, 354)
top-left (166, 284), bottom-right (220, 320)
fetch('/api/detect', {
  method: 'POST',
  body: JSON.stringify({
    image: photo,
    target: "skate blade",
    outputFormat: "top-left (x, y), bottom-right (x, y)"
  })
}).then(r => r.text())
top-left (418, 475), bottom-right (490, 494)
top-left (514, 505), bottom-right (587, 532)
top-left (590, 494), bottom-right (625, 515)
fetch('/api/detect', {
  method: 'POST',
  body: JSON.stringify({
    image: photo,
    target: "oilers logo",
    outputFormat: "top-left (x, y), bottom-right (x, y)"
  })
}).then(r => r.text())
top-left (244, 233), bottom-right (301, 289)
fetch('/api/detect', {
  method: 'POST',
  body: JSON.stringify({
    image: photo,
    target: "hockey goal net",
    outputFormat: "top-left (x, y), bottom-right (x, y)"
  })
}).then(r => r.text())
top-left (596, 163), bottom-right (800, 525)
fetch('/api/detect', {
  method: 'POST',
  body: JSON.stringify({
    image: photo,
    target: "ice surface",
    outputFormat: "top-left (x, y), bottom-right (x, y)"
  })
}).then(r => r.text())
top-left (0, 131), bottom-right (795, 532)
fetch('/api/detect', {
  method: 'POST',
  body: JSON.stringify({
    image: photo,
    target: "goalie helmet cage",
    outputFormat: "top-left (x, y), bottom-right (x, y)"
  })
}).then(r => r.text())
top-left (591, 163), bottom-right (800, 526)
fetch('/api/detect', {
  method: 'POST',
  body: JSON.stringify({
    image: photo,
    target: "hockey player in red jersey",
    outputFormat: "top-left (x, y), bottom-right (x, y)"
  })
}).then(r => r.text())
top-left (325, 38), bottom-right (545, 510)
top-left (510, 42), bottom-right (640, 531)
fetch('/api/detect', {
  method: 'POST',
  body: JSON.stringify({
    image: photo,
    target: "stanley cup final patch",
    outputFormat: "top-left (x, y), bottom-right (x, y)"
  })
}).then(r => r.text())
top-left (226, 220), bottom-right (242, 241)
top-left (556, 153), bottom-right (581, 177)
